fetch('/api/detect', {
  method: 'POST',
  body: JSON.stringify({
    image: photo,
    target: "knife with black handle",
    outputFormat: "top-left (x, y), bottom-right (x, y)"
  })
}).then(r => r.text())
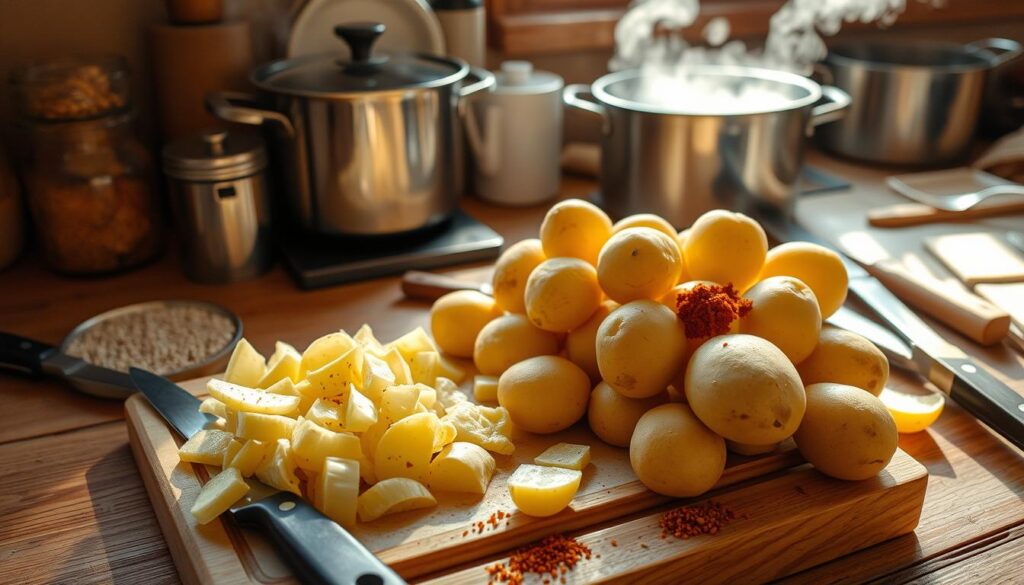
top-left (754, 208), bottom-right (1024, 451)
top-left (129, 368), bottom-right (406, 585)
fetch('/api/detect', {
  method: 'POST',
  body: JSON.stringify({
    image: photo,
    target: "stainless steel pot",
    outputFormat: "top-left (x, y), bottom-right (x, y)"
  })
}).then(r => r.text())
top-left (816, 38), bottom-right (1022, 166)
top-left (207, 23), bottom-right (494, 236)
top-left (564, 66), bottom-right (850, 226)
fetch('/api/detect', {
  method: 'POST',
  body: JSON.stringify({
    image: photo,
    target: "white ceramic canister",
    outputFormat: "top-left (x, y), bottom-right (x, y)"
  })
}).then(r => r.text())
top-left (465, 61), bottom-right (564, 206)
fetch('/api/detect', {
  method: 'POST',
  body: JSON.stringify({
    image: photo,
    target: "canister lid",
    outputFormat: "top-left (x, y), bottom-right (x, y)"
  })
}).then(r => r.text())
top-left (162, 129), bottom-right (267, 182)
top-left (252, 22), bottom-right (467, 97)
top-left (493, 61), bottom-right (563, 95)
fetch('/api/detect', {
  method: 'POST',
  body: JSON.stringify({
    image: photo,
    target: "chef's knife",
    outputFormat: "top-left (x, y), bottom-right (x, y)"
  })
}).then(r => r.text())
top-left (753, 208), bottom-right (1024, 451)
top-left (128, 368), bottom-right (406, 585)
top-left (0, 331), bottom-right (135, 399)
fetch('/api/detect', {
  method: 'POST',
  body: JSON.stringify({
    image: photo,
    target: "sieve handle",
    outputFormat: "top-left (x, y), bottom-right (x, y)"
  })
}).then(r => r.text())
top-left (807, 85), bottom-right (851, 133)
top-left (564, 84), bottom-right (610, 134)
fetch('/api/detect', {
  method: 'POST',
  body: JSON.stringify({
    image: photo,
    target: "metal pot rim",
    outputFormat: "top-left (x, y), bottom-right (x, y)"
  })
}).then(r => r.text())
top-left (826, 41), bottom-right (995, 74)
top-left (249, 51), bottom-right (471, 100)
top-left (591, 66), bottom-right (823, 117)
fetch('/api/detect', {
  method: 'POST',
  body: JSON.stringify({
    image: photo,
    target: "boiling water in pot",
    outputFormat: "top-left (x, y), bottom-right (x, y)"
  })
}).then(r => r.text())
top-left (613, 0), bottom-right (912, 112)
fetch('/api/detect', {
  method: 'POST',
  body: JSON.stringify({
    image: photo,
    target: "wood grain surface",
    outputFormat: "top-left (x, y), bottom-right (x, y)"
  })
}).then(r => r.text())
top-left (1, 155), bottom-right (1023, 584)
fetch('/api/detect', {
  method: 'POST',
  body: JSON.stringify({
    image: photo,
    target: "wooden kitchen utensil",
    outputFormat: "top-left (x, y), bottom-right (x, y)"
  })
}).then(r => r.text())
top-left (868, 199), bottom-right (1024, 227)
top-left (126, 381), bottom-right (927, 585)
top-left (926, 232), bottom-right (1024, 286)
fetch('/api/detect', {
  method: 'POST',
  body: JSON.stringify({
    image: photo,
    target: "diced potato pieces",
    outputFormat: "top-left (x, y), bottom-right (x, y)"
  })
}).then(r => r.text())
top-left (534, 443), bottom-right (591, 471)
top-left (442, 402), bottom-right (515, 455)
top-left (222, 439), bottom-right (243, 468)
top-left (353, 324), bottom-right (385, 355)
top-left (357, 477), bottom-right (436, 522)
top-left (437, 355), bottom-right (467, 384)
top-left (304, 347), bottom-right (364, 399)
top-left (224, 339), bottom-right (266, 388)
top-left (227, 439), bottom-right (273, 477)
top-left (360, 420), bottom-right (389, 461)
top-left (178, 429), bottom-right (236, 465)
top-left (318, 457), bottom-right (360, 529)
top-left (426, 442), bottom-right (495, 495)
top-left (306, 398), bottom-right (345, 432)
top-left (208, 379), bottom-right (300, 416)
top-left (221, 409), bottom-right (238, 433)
top-left (301, 331), bottom-right (357, 375)
top-left (268, 378), bottom-right (315, 413)
top-left (360, 456), bottom-right (378, 486)
top-left (267, 341), bottom-right (299, 369)
top-left (199, 397), bottom-right (229, 419)
top-left (236, 412), bottom-right (297, 442)
top-left (362, 353), bottom-right (396, 403)
top-left (417, 387), bottom-right (438, 410)
top-left (191, 467), bottom-right (250, 525)
top-left (380, 384), bottom-right (421, 423)
top-left (255, 439), bottom-right (301, 495)
top-left (374, 413), bottom-right (455, 481)
top-left (507, 464), bottom-right (582, 517)
top-left (435, 377), bottom-right (469, 410)
top-left (344, 385), bottom-right (378, 432)
top-left (410, 351), bottom-right (439, 385)
top-left (389, 327), bottom-right (438, 363)
top-left (291, 419), bottom-right (361, 472)
top-left (473, 376), bottom-right (499, 403)
top-left (380, 347), bottom-right (413, 385)
top-left (257, 345), bottom-right (301, 388)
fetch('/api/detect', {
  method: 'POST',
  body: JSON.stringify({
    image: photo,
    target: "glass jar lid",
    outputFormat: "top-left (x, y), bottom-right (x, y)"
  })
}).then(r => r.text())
top-left (162, 129), bottom-right (267, 182)
top-left (251, 22), bottom-right (468, 98)
top-left (11, 56), bottom-right (130, 121)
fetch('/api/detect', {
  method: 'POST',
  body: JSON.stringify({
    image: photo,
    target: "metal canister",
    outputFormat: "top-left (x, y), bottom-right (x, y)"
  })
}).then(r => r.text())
top-left (162, 129), bottom-right (273, 283)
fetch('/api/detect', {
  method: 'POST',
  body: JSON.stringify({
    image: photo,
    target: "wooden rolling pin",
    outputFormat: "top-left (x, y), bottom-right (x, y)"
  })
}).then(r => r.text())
top-left (868, 200), bottom-right (1024, 228)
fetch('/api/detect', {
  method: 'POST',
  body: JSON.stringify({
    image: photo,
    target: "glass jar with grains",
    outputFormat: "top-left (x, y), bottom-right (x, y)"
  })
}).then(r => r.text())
top-left (12, 56), bottom-right (161, 274)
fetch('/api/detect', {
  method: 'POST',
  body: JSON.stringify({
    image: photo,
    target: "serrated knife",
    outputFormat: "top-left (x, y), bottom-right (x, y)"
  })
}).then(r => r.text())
top-left (128, 368), bottom-right (405, 585)
top-left (751, 208), bottom-right (1024, 451)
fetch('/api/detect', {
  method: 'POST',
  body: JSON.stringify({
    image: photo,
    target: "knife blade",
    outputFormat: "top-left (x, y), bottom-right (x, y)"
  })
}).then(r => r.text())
top-left (0, 331), bottom-right (135, 399)
top-left (128, 368), bottom-right (406, 585)
top-left (752, 207), bottom-right (1024, 451)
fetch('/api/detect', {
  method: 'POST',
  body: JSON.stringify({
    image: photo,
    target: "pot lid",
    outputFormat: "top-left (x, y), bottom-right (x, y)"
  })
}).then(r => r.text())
top-left (493, 61), bottom-right (563, 95)
top-left (162, 129), bottom-right (267, 182)
top-left (253, 22), bottom-right (468, 97)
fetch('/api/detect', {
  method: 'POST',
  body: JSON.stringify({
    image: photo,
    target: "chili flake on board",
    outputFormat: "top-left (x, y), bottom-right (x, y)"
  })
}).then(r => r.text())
top-left (486, 534), bottom-right (592, 584)
top-left (659, 500), bottom-right (738, 540)
top-left (675, 283), bottom-right (752, 339)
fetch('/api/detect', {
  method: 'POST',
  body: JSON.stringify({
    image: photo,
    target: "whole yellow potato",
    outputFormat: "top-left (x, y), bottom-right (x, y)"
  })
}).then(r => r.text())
top-left (684, 210), bottom-right (768, 291)
top-left (740, 276), bottom-right (822, 365)
top-left (612, 213), bottom-right (678, 241)
top-left (685, 334), bottom-right (806, 445)
top-left (796, 326), bottom-right (889, 396)
top-left (760, 242), bottom-right (848, 318)
top-left (491, 238), bottom-right (546, 313)
top-left (566, 300), bottom-right (618, 381)
top-left (630, 403), bottom-right (726, 497)
top-left (539, 199), bottom-right (613, 266)
top-left (676, 229), bottom-right (692, 283)
top-left (596, 300), bottom-right (687, 399)
top-left (429, 291), bottom-right (502, 358)
top-left (794, 383), bottom-right (898, 480)
top-left (588, 382), bottom-right (668, 447)
top-left (597, 227), bottom-right (683, 303)
top-left (525, 258), bottom-right (603, 333)
top-left (497, 356), bottom-right (591, 434)
top-left (474, 314), bottom-right (561, 376)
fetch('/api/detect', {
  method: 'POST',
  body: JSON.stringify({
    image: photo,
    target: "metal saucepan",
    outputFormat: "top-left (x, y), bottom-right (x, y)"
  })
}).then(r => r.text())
top-left (816, 38), bottom-right (1023, 166)
top-left (208, 22), bottom-right (495, 237)
top-left (0, 300), bottom-right (242, 399)
top-left (564, 66), bottom-right (850, 227)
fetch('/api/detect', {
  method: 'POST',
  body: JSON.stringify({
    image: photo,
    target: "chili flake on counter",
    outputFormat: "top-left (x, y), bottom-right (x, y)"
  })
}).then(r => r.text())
top-left (659, 500), bottom-right (738, 540)
top-left (486, 534), bottom-right (592, 584)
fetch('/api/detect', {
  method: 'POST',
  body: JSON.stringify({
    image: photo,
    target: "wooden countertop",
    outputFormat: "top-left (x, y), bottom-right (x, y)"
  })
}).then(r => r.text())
top-left (0, 153), bottom-right (1022, 585)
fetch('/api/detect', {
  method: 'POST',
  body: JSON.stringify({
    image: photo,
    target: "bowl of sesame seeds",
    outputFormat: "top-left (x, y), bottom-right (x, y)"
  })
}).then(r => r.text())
top-left (62, 300), bottom-right (243, 381)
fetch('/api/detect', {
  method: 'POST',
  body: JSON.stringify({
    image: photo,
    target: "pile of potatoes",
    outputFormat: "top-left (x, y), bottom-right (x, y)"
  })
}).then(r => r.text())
top-left (430, 200), bottom-right (900, 497)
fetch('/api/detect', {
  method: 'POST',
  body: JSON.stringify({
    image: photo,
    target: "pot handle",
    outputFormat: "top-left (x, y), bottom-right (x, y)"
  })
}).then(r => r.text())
top-left (807, 85), bottom-right (851, 133)
top-left (206, 91), bottom-right (295, 137)
top-left (966, 38), bottom-right (1023, 67)
top-left (563, 84), bottom-right (610, 135)
top-left (457, 67), bottom-right (496, 116)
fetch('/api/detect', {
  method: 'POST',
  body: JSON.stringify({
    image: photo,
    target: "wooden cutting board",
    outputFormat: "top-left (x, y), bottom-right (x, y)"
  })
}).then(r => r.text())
top-left (126, 379), bottom-right (927, 585)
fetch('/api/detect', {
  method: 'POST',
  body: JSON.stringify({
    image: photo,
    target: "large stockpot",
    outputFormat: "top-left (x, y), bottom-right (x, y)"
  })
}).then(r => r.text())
top-left (564, 66), bottom-right (850, 226)
top-left (816, 38), bottom-right (1022, 166)
top-left (208, 23), bottom-right (494, 236)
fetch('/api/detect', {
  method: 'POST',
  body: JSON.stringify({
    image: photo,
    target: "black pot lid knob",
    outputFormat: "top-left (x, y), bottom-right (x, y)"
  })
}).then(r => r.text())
top-left (335, 22), bottom-right (389, 72)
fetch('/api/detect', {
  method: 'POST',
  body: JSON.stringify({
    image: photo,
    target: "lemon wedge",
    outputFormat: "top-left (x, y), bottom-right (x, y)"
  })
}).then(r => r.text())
top-left (879, 387), bottom-right (945, 434)
top-left (507, 464), bottom-right (582, 517)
